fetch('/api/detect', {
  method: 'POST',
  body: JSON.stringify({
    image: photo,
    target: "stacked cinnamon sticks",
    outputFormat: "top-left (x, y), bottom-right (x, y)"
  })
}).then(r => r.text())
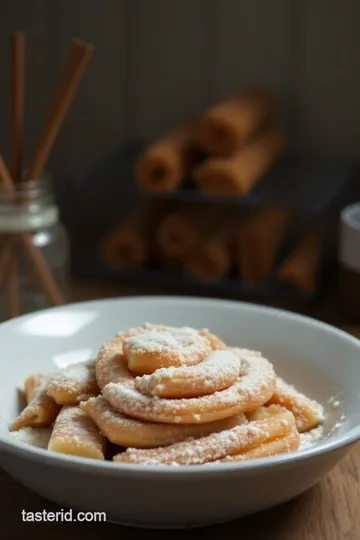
top-left (0, 32), bottom-right (94, 320)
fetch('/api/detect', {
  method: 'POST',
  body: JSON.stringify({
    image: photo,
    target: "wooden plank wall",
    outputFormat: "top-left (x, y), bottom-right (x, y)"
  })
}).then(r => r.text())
top-left (0, 0), bottom-right (359, 179)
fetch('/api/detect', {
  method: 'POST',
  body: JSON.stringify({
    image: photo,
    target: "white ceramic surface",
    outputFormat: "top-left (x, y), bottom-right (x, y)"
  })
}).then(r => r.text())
top-left (0, 296), bottom-right (360, 529)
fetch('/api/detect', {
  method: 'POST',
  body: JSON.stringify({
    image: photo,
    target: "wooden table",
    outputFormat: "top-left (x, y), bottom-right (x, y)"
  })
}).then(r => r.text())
top-left (1, 280), bottom-right (360, 540)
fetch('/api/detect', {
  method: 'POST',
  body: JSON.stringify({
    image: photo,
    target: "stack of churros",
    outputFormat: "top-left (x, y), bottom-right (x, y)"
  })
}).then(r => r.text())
top-left (9, 323), bottom-right (325, 465)
top-left (134, 86), bottom-right (285, 197)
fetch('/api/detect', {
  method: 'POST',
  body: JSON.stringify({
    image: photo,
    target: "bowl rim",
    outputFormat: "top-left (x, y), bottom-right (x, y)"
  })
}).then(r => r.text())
top-left (1, 294), bottom-right (360, 476)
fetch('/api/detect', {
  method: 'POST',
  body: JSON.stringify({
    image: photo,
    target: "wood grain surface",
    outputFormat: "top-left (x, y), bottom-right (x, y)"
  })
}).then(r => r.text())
top-left (1, 280), bottom-right (359, 539)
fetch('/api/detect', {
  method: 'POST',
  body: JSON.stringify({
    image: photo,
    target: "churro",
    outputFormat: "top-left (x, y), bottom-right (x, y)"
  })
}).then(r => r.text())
top-left (24, 372), bottom-right (54, 403)
top-left (214, 427), bottom-right (300, 463)
top-left (100, 201), bottom-right (167, 269)
top-left (113, 410), bottom-right (295, 465)
top-left (124, 326), bottom-right (225, 374)
top-left (96, 347), bottom-right (133, 390)
top-left (156, 203), bottom-right (227, 258)
top-left (10, 426), bottom-right (53, 449)
top-left (48, 405), bottom-right (105, 460)
top-left (277, 228), bottom-right (321, 294)
top-left (246, 403), bottom-right (287, 422)
top-left (184, 218), bottom-right (235, 280)
top-left (80, 395), bottom-right (247, 449)
top-left (47, 359), bottom-right (99, 405)
top-left (193, 127), bottom-right (285, 197)
top-left (11, 384), bottom-right (60, 431)
top-left (192, 88), bottom-right (275, 156)
top-left (135, 349), bottom-right (242, 398)
top-left (267, 377), bottom-right (324, 432)
top-left (134, 125), bottom-right (196, 192)
top-left (235, 207), bottom-right (293, 282)
top-left (96, 323), bottom-right (225, 387)
top-left (10, 322), bottom-right (326, 465)
top-left (102, 350), bottom-right (276, 424)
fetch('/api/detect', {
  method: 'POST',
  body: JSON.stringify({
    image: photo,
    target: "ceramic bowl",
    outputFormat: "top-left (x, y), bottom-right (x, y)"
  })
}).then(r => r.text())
top-left (0, 296), bottom-right (359, 529)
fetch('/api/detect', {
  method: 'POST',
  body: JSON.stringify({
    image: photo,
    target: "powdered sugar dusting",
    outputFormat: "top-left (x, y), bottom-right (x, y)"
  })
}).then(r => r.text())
top-left (299, 425), bottom-right (324, 450)
top-left (268, 377), bottom-right (324, 431)
top-left (10, 426), bottom-right (52, 449)
top-left (24, 373), bottom-right (53, 402)
top-left (102, 352), bottom-right (276, 424)
top-left (125, 327), bottom-right (200, 352)
top-left (96, 341), bottom-right (133, 390)
top-left (135, 350), bottom-right (242, 397)
top-left (123, 326), bottom-right (213, 370)
top-left (10, 386), bottom-right (60, 431)
top-left (48, 406), bottom-right (104, 458)
top-left (328, 395), bottom-right (342, 409)
top-left (49, 360), bottom-right (95, 390)
top-left (47, 360), bottom-right (99, 403)
top-left (80, 395), bottom-right (248, 448)
top-left (114, 412), bottom-right (293, 465)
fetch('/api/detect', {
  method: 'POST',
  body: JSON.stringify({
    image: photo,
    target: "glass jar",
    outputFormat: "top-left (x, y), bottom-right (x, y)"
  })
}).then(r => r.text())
top-left (0, 175), bottom-right (69, 319)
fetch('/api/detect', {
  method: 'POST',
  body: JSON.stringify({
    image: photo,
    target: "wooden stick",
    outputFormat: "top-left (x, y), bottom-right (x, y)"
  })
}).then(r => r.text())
top-left (0, 153), bottom-right (15, 193)
top-left (21, 233), bottom-right (63, 305)
top-left (0, 238), bottom-right (13, 287)
top-left (25, 38), bottom-right (95, 182)
top-left (4, 241), bottom-right (20, 319)
top-left (7, 31), bottom-right (25, 319)
top-left (10, 31), bottom-right (25, 183)
top-left (0, 154), bottom-right (63, 306)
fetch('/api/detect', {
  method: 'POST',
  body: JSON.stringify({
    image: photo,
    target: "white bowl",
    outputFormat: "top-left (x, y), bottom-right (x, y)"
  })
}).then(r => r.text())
top-left (0, 296), bottom-right (359, 529)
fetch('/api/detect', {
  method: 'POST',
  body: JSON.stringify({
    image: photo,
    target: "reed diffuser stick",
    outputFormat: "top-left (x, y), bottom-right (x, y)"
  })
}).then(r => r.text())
top-left (0, 239), bottom-right (13, 286)
top-left (6, 31), bottom-right (25, 317)
top-left (0, 154), bottom-right (63, 306)
top-left (9, 31), bottom-right (24, 183)
top-left (25, 38), bottom-right (95, 182)
top-left (0, 35), bottom-right (95, 318)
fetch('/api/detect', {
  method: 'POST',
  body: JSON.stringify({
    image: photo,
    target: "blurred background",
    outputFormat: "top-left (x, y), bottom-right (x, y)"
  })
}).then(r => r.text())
top-left (0, 0), bottom-right (360, 324)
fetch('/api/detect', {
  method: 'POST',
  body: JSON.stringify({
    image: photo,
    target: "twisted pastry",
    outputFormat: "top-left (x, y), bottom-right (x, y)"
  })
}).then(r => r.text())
top-left (96, 323), bottom-right (226, 388)
top-left (10, 323), bottom-right (325, 464)
top-left (213, 427), bottom-right (300, 463)
top-left (24, 372), bottom-right (54, 403)
top-left (11, 381), bottom-right (60, 431)
top-left (80, 395), bottom-right (247, 449)
top-left (48, 406), bottom-right (105, 460)
top-left (267, 377), bottom-right (324, 432)
top-left (47, 359), bottom-right (99, 405)
top-left (102, 348), bottom-right (276, 424)
top-left (124, 326), bottom-right (225, 373)
top-left (135, 349), bottom-right (242, 398)
top-left (113, 410), bottom-right (295, 465)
